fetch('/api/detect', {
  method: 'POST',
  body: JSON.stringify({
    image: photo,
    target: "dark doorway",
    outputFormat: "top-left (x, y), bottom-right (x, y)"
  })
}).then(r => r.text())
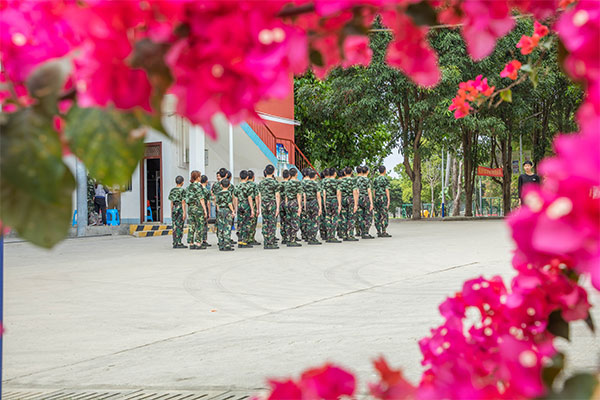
top-left (146, 158), bottom-right (161, 222)
top-left (140, 142), bottom-right (163, 223)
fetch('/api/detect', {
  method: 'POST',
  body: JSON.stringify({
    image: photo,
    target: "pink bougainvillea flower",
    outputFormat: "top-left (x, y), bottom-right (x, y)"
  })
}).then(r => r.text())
top-left (449, 95), bottom-right (472, 118)
top-left (0, 0), bottom-right (80, 84)
top-left (516, 33), bottom-right (540, 55)
top-left (496, 335), bottom-right (546, 398)
top-left (500, 59), bottom-right (522, 80)
top-left (534, 20), bottom-right (550, 37)
top-left (513, 0), bottom-right (559, 20)
top-left (166, 1), bottom-right (308, 137)
top-left (341, 35), bottom-right (373, 68)
top-left (556, 0), bottom-right (600, 91)
top-left (382, 10), bottom-right (441, 87)
top-left (369, 356), bottom-right (416, 399)
top-left (299, 364), bottom-right (356, 400)
top-left (266, 379), bottom-right (302, 400)
top-left (460, 0), bottom-right (515, 60)
top-left (313, 0), bottom-right (385, 16)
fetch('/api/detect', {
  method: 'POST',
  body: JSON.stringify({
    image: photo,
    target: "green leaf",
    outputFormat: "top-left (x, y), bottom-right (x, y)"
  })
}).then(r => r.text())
top-left (0, 109), bottom-right (75, 248)
top-left (26, 58), bottom-right (71, 117)
top-left (585, 312), bottom-right (595, 333)
top-left (520, 64), bottom-right (533, 73)
top-left (309, 48), bottom-right (325, 67)
top-left (130, 38), bottom-right (171, 136)
top-left (544, 373), bottom-right (599, 400)
top-left (406, 0), bottom-right (438, 26)
top-left (65, 107), bottom-right (146, 187)
top-left (530, 66), bottom-right (540, 88)
top-left (500, 89), bottom-right (512, 103)
top-left (542, 353), bottom-right (565, 388)
top-left (547, 310), bottom-right (570, 341)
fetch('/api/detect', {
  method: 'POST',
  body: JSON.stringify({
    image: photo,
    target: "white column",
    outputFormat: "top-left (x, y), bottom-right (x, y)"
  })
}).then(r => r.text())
top-left (228, 123), bottom-right (234, 174)
top-left (75, 158), bottom-right (88, 236)
top-left (189, 125), bottom-right (206, 174)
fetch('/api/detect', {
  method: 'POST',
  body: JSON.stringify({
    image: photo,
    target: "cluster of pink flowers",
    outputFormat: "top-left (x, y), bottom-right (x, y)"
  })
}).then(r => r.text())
top-left (265, 364), bottom-right (356, 400)
top-left (448, 75), bottom-right (495, 118)
top-left (500, 60), bottom-right (522, 80)
top-left (418, 264), bottom-right (591, 399)
top-left (516, 21), bottom-right (550, 55)
top-left (2, 0), bottom-right (590, 138)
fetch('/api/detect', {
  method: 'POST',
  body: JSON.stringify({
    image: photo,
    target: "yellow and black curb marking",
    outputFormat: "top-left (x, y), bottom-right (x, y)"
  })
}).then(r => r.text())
top-left (129, 224), bottom-right (171, 235)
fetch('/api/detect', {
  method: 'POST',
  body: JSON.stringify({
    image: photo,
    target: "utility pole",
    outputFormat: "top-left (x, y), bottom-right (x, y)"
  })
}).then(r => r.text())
top-left (76, 159), bottom-right (88, 237)
top-left (228, 123), bottom-right (234, 176)
top-left (441, 150), bottom-right (445, 217)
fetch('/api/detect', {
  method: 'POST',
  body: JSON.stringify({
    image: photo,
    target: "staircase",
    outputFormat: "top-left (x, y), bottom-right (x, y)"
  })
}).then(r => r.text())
top-left (245, 119), bottom-right (315, 172)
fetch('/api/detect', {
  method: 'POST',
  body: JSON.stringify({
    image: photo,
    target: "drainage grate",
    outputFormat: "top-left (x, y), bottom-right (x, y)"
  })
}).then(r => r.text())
top-left (2, 390), bottom-right (254, 400)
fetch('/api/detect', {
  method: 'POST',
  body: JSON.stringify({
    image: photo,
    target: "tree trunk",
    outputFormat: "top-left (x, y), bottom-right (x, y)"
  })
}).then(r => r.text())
top-left (411, 151), bottom-right (422, 220)
top-left (462, 128), bottom-right (477, 217)
top-left (451, 160), bottom-right (463, 216)
top-left (500, 134), bottom-right (513, 216)
top-left (431, 183), bottom-right (435, 217)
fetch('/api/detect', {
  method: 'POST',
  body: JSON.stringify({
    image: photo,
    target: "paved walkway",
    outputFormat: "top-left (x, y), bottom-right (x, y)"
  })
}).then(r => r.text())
top-left (3, 220), bottom-right (599, 395)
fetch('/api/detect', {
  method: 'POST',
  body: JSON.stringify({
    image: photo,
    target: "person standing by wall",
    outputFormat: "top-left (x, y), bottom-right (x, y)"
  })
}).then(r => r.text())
top-left (94, 183), bottom-right (109, 225)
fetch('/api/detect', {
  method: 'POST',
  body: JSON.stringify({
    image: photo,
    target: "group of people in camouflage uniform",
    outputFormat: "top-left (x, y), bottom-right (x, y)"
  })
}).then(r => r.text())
top-left (168, 163), bottom-right (391, 251)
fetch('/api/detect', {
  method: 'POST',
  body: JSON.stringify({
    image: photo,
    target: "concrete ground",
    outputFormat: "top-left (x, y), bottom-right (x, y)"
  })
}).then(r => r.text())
top-left (3, 220), bottom-right (599, 396)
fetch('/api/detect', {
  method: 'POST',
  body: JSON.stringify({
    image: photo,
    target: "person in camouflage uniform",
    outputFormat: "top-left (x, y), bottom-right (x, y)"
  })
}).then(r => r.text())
top-left (258, 164), bottom-right (281, 249)
top-left (186, 170), bottom-right (208, 250)
top-left (200, 175), bottom-right (212, 246)
top-left (339, 167), bottom-right (359, 241)
top-left (336, 169), bottom-right (345, 239)
top-left (284, 168), bottom-right (303, 247)
top-left (356, 166), bottom-right (375, 239)
top-left (302, 170), bottom-right (322, 244)
top-left (212, 168), bottom-right (227, 210)
top-left (168, 175), bottom-right (187, 248)
top-left (247, 170), bottom-right (261, 245)
top-left (215, 178), bottom-right (235, 251)
top-left (279, 169), bottom-right (290, 244)
top-left (300, 168), bottom-right (310, 241)
top-left (318, 170), bottom-right (327, 241)
top-left (350, 167), bottom-right (361, 237)
top-left (322, 168), bottom-right (342, 243)
top-left (373, 166), bottom-right (392, 237)
top-left (234, 170), bottom-right (256, 248)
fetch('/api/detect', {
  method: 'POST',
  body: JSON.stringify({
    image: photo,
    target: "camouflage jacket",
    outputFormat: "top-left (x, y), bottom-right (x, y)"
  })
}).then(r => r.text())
top-left (258, 177), bottom-right (280, 202)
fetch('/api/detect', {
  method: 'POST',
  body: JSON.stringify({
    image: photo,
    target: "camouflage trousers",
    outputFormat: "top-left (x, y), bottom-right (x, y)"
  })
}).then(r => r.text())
top-left (285, 199), bottom-right (300, 242)
top-left (339, 196), bottom-right (355, 238)
top-left (279, 202), bottom-right (288, 241)
top-left (374, 196), bottom-right (389, 234)
top-left (300, 208), bottom-right (308, 240)
top-left (250, 213), bottom-right (258, 241)
top-left (236, 203), bottom-right (253, 243)
top-left (171, 203), bottom-right (184, 245)
top-left (305, 198), bottom-right (320, 241)
top-left (187, 205), bottom-right (205, 244)
top-left (216, 208), bottom-right (233, 248)
top-left (357, 194), bottom-right (373, 236)
top-left (261, 200), bottom-right (278, 245)
top-left (319, 207), bottom-right (327, 240)
top-left (324, 198), bottom-right (339, 240)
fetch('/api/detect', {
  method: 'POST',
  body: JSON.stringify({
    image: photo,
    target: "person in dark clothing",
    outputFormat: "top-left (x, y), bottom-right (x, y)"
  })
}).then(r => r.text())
top-left (94, 183), bottom-right (109, 225)
top-left (518, 161), bottom-right (541, 201)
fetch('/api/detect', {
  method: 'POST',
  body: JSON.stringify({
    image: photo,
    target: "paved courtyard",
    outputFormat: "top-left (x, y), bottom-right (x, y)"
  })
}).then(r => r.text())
top-left (3, 220), bottom-right (599, 397)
